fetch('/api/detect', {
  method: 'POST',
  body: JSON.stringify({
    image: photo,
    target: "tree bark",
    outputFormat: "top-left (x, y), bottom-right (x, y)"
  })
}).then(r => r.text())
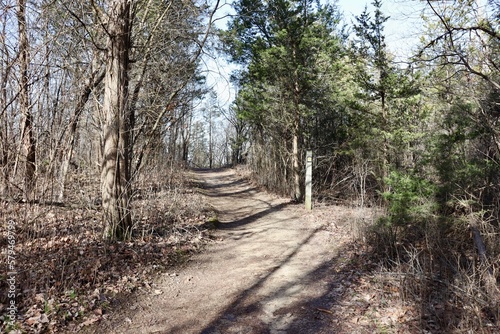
top-left (209, 110), bottom-right (213, 169)
top-left (0, 115), bottom-right (8, 197)
top-left (101, 0), bottom-right (132, 240)
top-left (181, 111), bottom-right (191, 163)
top-left (17, 0), bottom-right (36, 201)
top-left (0, 62), bottom-right (9, 197)
top-left (292, 71), bottom-right (302, 201)
top-left (1, 12), bottom-right (13, 197)
top-left (292, 120), bottom-right (301, 201)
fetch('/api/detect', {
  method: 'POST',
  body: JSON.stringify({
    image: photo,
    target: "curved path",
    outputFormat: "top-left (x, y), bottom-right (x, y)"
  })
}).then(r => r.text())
top-left (99, 168), bottom-right (342, 333)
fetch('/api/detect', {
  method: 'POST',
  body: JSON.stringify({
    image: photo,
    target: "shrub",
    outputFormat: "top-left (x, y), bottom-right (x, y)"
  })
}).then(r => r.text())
top-left (382, 171), bottom-right (437, 227)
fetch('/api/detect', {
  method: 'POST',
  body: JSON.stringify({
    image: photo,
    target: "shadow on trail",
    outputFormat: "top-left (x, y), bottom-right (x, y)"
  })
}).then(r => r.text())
top-left (215, 202), bottom-right (292, 230)
top-left (203, 179), bottom-right (247, 190)
top-left (190, 167), bottom-right (230, 173)
top-left (165, 225), bottom-right (323, 334)
top-left (203, 187), bottom-right (259, 198)
top-left (184, 169), bottom-right (423, 333)
top-left (193, 239), bottom-right (386, 334)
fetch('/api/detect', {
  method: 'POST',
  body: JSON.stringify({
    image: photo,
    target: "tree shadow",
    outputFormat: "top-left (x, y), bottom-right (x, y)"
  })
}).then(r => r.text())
top-left (192, 227), bottom-right (493, 334)
top-left (163, 225), bottom-right (324, 334)
top-left (202, 187), bottom-right (259, 198)
top-left (193, 238), bottom-right (407, 334)
top-left (202, 179), bottom-right (247, 190)
top-left (214, 202), bottom-right (293, 230)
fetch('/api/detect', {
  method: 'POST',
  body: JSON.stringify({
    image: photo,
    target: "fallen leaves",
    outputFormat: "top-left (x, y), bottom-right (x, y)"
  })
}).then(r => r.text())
top-left (77, 315), bottom-right (100, 329)
top-left (0, 187), bottom-right (214, 333)
top-left (300, 234), bottom-right (422, 334)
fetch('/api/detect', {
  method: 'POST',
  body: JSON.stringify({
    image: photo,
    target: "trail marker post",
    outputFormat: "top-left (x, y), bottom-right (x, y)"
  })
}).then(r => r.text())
top-left (305, 150), bottom-right (312, 210)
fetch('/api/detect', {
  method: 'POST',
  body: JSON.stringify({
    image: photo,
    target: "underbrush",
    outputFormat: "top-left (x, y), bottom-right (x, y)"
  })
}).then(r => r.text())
top-left (363, 172), bottom-right (500, 333)
top-left (0, 164), bottom-right (213, 333)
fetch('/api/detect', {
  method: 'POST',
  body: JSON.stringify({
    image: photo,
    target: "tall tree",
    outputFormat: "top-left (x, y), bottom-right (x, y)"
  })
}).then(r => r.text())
top-left (98, 0), bottom-right (220, 239)
top-left (16, 0), bottom-right (36, 201)
top-left (0, 5), bottom-right (14, 197)
top-left (101, 0), bottom-right (133, 240)
top-left (351, 0), bottom-right (421, 194)
top-left (225, 0), bottom-right (343, 199)
top-left (352, 0), bottom-right (392, 191)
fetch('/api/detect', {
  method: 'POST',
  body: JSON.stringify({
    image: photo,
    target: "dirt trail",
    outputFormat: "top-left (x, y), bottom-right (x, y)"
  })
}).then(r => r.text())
top-left (99, 168), bottom-right (346, 333)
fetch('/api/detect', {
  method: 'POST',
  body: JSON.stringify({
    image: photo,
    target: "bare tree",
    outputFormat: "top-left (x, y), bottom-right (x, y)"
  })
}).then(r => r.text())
top-left (58, 67), bottom-right (105, 202)
top-left (101, 0), bottom-right (133, 240)
top-left (15, 0), bottom-right (36, 201)
top-left (0, 7), bottom-right (14, 197)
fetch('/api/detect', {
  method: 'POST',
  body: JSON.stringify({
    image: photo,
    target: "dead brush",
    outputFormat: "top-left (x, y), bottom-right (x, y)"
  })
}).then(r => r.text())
top-left (130, 162), bottom-right (211, 244)
top-left (370, 216), bottom-right (500, 332)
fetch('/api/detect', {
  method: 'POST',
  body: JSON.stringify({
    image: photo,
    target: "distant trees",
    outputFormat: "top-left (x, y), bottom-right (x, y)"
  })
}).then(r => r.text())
top-left (0, 0), bottom-right (221, 240)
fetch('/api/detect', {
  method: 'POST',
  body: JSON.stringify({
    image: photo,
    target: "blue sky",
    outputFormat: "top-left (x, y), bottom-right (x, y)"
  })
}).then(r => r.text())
top-left (337, 0), bottom-right (425, 61)
top-left (206, 0), bottom-right (426, 108)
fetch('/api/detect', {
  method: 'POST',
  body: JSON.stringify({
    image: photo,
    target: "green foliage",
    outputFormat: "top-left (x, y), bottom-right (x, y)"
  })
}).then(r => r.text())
top-left (381, 171), bottom-right (437, 227)
top-left (225, 0), bottom-right (347, 195)
top-left (346, 0), bottom-right (426, 198)
top-left (430, 99), bottom-right (499, 211)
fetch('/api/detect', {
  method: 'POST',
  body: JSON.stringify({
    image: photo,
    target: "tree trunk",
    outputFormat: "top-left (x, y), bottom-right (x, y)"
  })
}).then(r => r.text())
top-left (58, 69), bottom-right (104, 202)
top-left (0, 56), bottom-right (10, 197)
top-left (209, 113), bottom-right (213, 169)
top-left (181, 112), bottom-right (191, 163)
top-left (292, 71), bottom-right (302, 201)
top-left (101, 0), bottom-right (132, 240)
top-left (17, 0), bottom-right (36, 201)
top-left (292, 119), bottom-right (301, 201)
top-left (0, 120), bottom-right (8, 197)
top-left (380, 88), bottom-right (389, 194)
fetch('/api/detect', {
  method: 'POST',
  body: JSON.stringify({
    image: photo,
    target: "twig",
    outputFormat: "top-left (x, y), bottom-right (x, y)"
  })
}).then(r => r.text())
top-left (316, 308), bottom-right (333, 314)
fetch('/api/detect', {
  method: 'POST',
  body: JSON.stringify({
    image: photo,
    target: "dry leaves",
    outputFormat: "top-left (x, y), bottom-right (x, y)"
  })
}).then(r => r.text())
top-left (0, 189), bottom-right (214, 333)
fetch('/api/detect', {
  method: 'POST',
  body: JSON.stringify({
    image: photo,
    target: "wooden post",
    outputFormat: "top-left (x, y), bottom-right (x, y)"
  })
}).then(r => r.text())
top-left (305, 150), bottom-right (312, 210)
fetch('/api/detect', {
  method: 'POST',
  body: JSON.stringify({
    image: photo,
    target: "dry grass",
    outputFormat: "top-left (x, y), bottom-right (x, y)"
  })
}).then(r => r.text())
top-left (362, 214), bottom-right (500, 333)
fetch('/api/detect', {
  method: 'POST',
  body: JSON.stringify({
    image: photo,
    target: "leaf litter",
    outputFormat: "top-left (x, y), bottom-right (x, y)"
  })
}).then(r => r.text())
top-left (0, 185), bottom-right (215, 333)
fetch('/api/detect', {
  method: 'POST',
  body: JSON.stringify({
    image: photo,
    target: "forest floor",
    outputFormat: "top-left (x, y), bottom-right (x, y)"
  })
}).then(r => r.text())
top-left (80, 168), bottom-right (421, 334)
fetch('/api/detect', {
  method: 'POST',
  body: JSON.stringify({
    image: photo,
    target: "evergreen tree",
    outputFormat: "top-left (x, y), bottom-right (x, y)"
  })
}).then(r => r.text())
top-left (351, 0), bottom-right (422, 195)
top-left (224, 0), bottom-right (344, 199)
